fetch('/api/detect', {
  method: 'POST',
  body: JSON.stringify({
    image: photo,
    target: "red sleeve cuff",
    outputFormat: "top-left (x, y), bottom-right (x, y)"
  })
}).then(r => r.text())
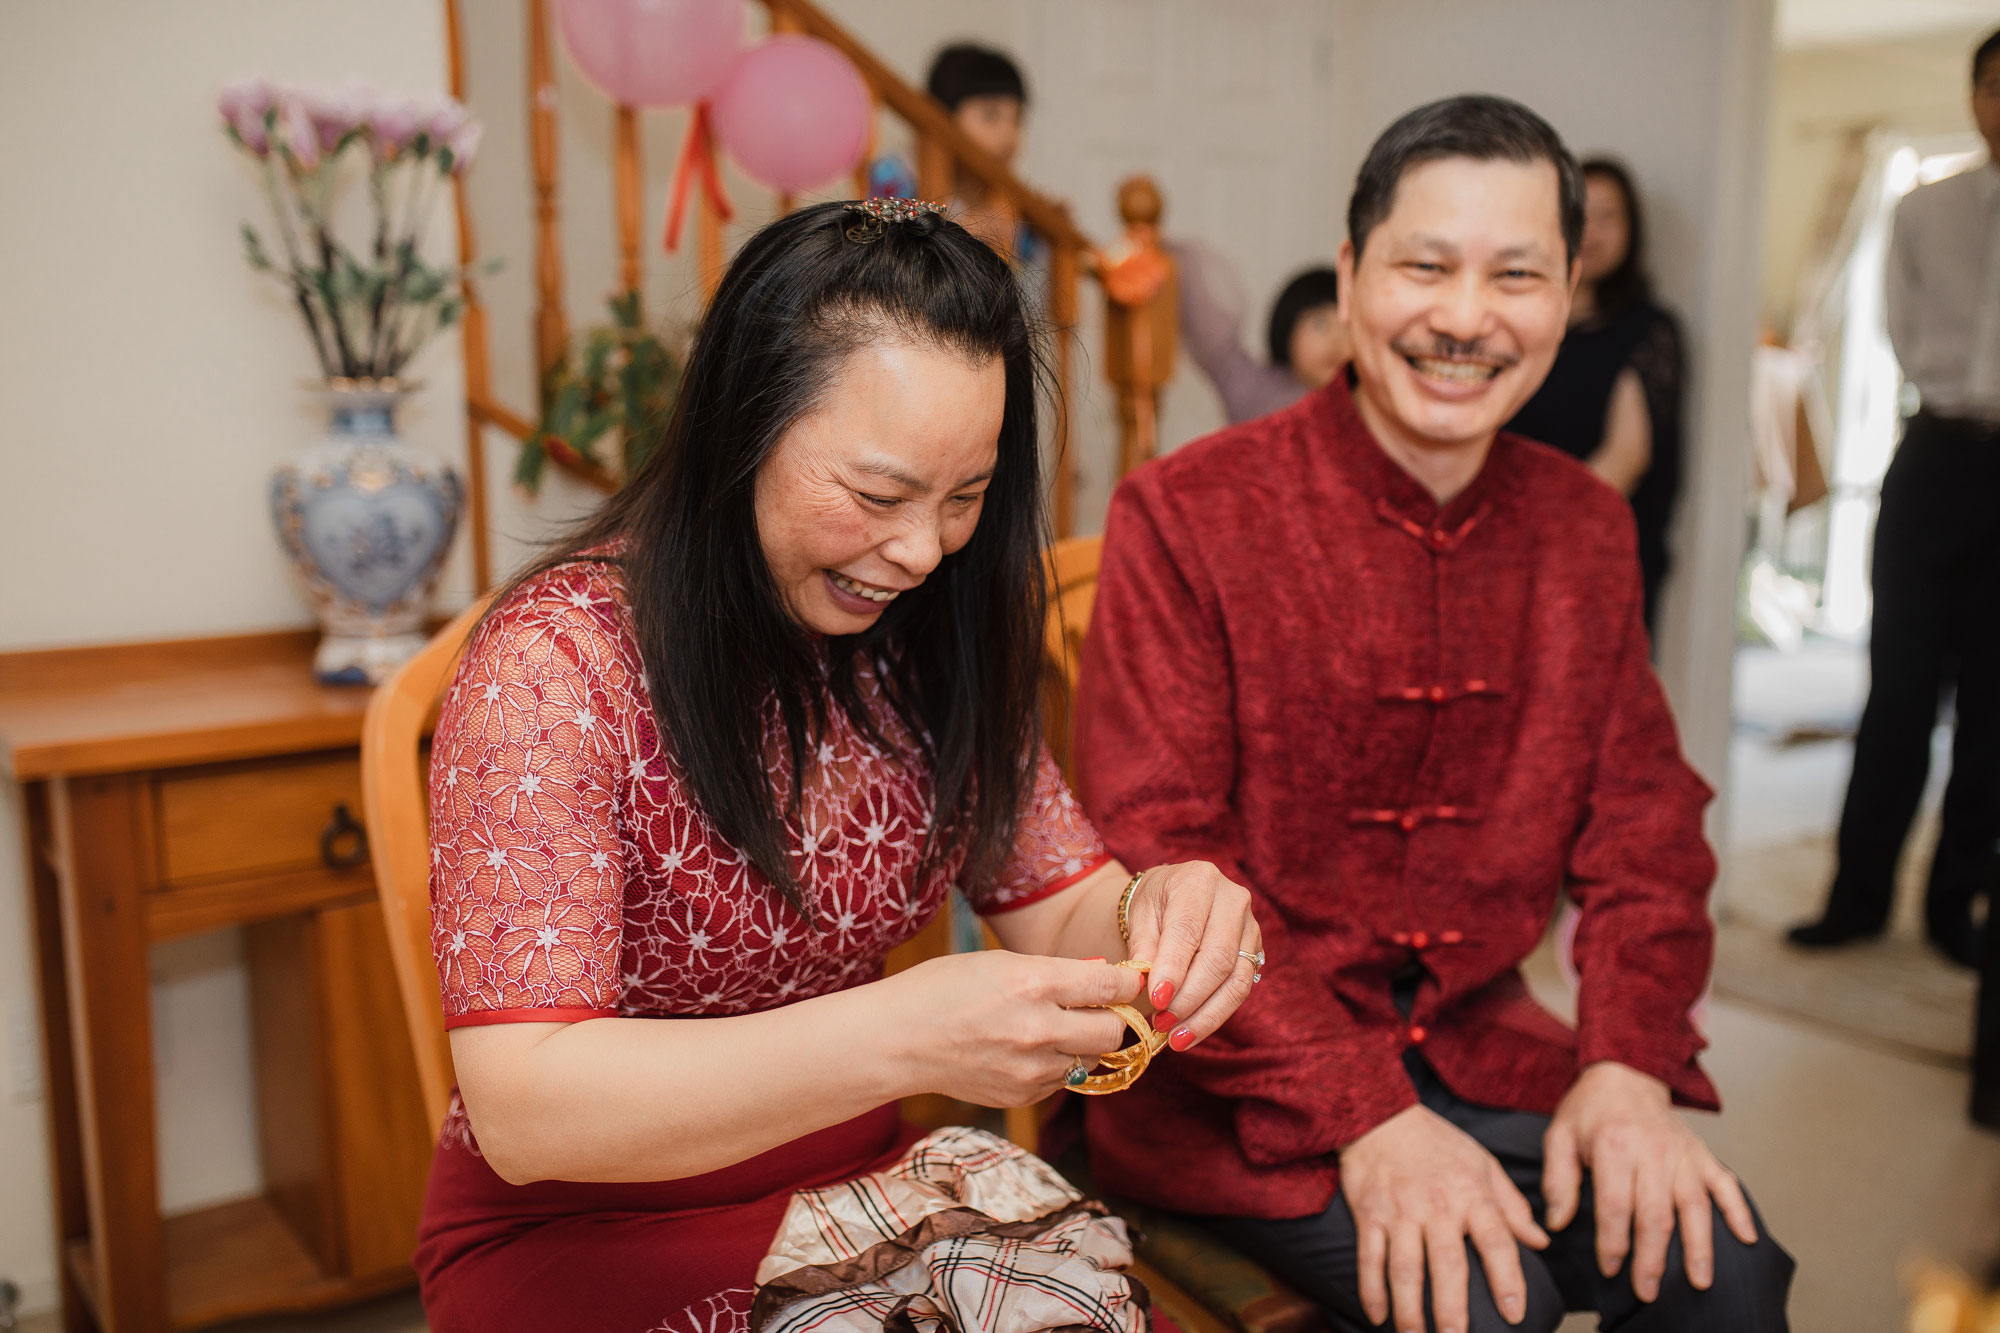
top-left (1577, 1003), bottom-right (1720, 1112)
top-left (980, 851), bottom-right (1114, 915)
top-left (444, 1006), bottom-right (617, 1030)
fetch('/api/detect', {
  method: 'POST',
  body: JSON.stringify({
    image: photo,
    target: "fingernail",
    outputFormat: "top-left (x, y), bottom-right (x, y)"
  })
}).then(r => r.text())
top-left (1081, 956), bottom-right (1106, 963)
top-left (1503, 1298), bottom-right (1523, 1321)
top-left (1169, 1026), bottom-right (1194, 1051)
top-left (1694, 1262), bottom-right (1712, 1288)
top-left (1152, 1010), bottom-right (1177, 1032)
top-left (1151, 980), bottom-right (1175, 1008)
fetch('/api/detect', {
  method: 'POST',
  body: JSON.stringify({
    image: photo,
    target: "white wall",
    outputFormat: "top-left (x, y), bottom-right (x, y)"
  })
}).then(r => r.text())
top-left (1326, 0), bottom-right (1777, 852)
top-left (0, 1), bottom-right (461, 1313)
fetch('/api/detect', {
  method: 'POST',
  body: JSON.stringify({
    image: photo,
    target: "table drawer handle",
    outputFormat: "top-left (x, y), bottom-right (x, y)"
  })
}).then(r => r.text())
top-left (320, 802), bottom-right (369, 871)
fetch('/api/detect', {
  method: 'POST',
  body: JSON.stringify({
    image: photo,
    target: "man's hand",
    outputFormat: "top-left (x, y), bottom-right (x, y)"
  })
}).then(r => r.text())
top-left (1338, 1104), bottom-right (1550, 1333)
top-left (1543, 1062), bottom-right (1758, 1302)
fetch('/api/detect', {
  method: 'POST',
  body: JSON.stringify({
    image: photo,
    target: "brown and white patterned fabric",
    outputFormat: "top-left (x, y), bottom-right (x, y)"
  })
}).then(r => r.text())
top-left (754, 1127), bottom-right (1150, 1333)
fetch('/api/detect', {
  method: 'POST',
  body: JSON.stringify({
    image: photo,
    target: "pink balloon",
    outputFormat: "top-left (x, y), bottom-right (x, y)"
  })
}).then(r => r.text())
top-left (710, 35), bottom-right (871, 193)
top-left (556, 0), bottom-right (743, 107)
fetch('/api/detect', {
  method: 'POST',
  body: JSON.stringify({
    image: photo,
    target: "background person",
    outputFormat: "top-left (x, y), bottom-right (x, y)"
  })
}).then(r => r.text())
top-left (1788, 27), bottom-right (2000, 972)
top-left (414, 201), bottom-right (1258, 1333)
top-left (1074, 96), bottom-right (1793, 1333)
top-left (925, 42), bottom-right (1039, 260)
top-left (1175, 243), bottom-right (1349, 424)
top-left (1507, 156), bottom-right (1686, 634)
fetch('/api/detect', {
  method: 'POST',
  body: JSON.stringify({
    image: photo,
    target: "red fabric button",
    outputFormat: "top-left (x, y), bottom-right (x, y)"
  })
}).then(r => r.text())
top-left (1390, 931), bottom-right (1411, 946)
top-left (1430, 530), bottom-right (1450, 548)
top-left (1440, 930), bottom-right (1464, 944)
top-left (1435, 805), bottom-right (1460, 820)
top-left (1428, 685), bottom-right (1447, 702)
top-left (1411, 931), bottom-right (1430, 949)
top-left (1409, 1026), bottom-right (1428, 1044)
top-left (1402, 686), bottom-right (1426, 701)
top-left (1466, 679), bottom-right (1488, 693)
top-left (1399, 812), bottom-right (1421, 831)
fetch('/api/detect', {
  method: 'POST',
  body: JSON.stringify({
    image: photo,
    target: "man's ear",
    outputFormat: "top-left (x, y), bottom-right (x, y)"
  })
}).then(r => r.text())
top-left (1336, 238), bottom-right (1357, 324)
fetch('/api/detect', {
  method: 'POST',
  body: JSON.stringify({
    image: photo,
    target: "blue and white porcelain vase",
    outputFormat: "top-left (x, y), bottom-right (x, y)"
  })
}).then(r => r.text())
top-left (271, 380), bottom-right (463, 685)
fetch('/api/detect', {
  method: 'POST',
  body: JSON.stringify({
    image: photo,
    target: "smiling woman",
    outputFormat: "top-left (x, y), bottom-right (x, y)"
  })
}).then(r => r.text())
top-left (410, 200), bottom-right (1261, 1333)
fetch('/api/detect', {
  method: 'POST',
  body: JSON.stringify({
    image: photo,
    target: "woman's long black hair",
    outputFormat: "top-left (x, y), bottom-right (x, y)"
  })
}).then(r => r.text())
top-left (509, 201), bottom-right (1048, 919)
top-left (1581, 156), bottom-right (1652, 318)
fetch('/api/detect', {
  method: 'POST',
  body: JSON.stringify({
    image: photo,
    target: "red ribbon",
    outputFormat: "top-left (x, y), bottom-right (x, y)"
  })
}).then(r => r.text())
top-left (663, 103), bottom-right (735, 254)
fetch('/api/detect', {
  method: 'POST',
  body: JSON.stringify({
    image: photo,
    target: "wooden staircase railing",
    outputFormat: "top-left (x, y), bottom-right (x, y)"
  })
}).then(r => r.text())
top-left (446, 0), bottom-right (1176, 591)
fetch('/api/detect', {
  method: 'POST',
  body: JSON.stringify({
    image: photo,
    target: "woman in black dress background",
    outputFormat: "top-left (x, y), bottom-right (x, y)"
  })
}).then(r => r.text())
top-left (1508, 156), bottom-right (1686, 635)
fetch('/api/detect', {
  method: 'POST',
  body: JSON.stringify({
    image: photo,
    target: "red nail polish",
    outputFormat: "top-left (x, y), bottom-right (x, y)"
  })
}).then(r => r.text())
top-left (1169, 1026), bottom-right (1194, 1051)
top-left (1152, 980), bottom-right (1175, 1009)
top-left (1081, 956), bottom-right (1106, 963)
top-left (1152, 1010), bottom-right (1177, 1032)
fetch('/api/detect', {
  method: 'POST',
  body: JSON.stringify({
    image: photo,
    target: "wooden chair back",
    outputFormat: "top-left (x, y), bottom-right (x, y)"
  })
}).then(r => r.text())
top-left (1040, 535), bottom-right (1105, 782)
top-left (360, 598), bottom-right (492, 1136)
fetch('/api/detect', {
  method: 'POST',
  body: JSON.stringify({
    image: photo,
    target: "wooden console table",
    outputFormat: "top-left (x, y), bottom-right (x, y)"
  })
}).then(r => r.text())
top-left (0, 630), bottom-right (433, 1332)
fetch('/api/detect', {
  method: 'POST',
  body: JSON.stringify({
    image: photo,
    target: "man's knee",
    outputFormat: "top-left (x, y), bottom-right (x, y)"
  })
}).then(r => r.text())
top-left (1649, 1205), bottom-right (1795, 1332)
top-left (1459, 1240), bottom-right (1565, 1333)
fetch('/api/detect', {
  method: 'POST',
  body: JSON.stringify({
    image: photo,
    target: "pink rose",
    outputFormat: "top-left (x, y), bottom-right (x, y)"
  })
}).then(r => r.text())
top-left (217, 76), bottom-right (274, 155)
top-left (368, 96), bottom-right (424, 160)
top-left (421, 96), bottom-right (472, 147)
top-left (303, 82), bottom-right (369, 154)
top-left (445, 119), bottom-right (483, 175)
top-left (277, 93), bottom-right (319, 171)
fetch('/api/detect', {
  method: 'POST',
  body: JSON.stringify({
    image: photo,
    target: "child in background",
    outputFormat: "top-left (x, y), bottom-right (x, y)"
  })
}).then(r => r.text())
top-left (1175, 240), bottom-right (1348, 424)
top-left (924, 43), bottom-right (1040, 262)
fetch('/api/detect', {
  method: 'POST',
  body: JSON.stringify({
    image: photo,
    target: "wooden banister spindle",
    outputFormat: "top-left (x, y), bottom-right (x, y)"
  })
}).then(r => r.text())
top-left (529, 0), bottom-right (568, 390)
top-left (1048, 240), bottom-right (1080, 539)
top-left (915, 133), bottom-right (953, 203)
top-left (852, 93), bottom-right (879, 199)
top-left (770, 0), bottom-right (803, 216)
top-left (1102, 175), bottom-right (1177, 483)
top-left (444, 0), bottom-right (493, 592)
top-left (614, 105), bottom-right (644, 300)
top-left (699, 188), bottom-right (726, 303)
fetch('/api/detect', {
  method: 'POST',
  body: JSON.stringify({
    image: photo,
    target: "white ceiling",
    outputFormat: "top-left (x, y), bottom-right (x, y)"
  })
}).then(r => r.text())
top-left (1777, 0), bottom-right (2000, 49)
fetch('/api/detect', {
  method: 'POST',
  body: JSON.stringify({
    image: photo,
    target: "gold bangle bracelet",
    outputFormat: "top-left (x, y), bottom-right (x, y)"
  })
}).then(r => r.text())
top-left (1116, 870), bottom-right (1145, 946)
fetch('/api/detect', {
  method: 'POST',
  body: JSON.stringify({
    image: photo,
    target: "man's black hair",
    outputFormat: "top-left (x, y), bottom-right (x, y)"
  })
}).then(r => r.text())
top-left (1347, 94), bottom-right (1584, 263)
top-left (926, 43), bottom-right (1029, 113)
top-left (1975, 27), bottom-right (2000, 85)
top-left (1266, 268), bottom-right (1341, 367)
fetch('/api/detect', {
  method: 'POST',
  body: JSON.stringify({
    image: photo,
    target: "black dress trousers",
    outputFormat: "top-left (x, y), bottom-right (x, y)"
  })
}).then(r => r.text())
top-left (1822, 412), bottom-right (2000, 943)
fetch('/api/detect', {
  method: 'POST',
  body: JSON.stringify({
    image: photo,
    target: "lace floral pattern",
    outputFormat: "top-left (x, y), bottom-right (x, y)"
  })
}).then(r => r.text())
top-left (428, 560), bottom-right (1108, 1033)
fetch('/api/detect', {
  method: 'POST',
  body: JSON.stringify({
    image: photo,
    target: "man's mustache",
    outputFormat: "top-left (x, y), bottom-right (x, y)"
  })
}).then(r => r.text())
top-left (1389, 335), bottom-right (1520, 367)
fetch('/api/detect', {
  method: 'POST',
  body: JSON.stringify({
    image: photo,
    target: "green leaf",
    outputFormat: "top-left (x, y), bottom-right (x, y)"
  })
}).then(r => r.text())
top-left (514, 437), bottom-right (549, 493)
top-left (241, 224), bottom-right (273, 271)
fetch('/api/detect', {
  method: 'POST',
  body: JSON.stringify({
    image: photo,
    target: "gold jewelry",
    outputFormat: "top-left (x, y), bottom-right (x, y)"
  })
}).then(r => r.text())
top-left (1116, 870), bottom-right (1146, 946)
top-left (1068, 960), bottom-right (1171, 1096)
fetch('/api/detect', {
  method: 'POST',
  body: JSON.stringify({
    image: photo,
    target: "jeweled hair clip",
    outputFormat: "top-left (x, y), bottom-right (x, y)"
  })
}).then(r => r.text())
top-left (843, 196), bottom-right (946, 243)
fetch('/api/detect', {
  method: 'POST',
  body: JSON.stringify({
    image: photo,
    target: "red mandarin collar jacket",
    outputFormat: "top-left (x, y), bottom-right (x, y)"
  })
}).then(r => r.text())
top-left (1075, 377), bottom-right (1720, 1221)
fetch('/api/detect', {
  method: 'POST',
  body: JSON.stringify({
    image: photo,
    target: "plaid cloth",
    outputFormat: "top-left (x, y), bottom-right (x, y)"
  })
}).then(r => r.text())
top-left (752, 1127), bottom-right (1151, 1333)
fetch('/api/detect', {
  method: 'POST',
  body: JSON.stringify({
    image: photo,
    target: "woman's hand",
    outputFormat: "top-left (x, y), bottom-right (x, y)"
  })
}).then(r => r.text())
top-left (883, 950), bottom-right (1146, 1107)
top-left (1121, 861), bottom-right (1261, 1052)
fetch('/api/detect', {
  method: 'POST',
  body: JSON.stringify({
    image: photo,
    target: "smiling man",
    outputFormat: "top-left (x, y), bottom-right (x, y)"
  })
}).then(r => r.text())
top-left (1074, 96), bottom-right (1793, 1333)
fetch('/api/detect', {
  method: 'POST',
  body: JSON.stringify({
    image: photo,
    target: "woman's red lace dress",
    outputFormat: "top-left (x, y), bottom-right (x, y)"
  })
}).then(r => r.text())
top-left (415, 560), bottom-right (1111, 1333)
